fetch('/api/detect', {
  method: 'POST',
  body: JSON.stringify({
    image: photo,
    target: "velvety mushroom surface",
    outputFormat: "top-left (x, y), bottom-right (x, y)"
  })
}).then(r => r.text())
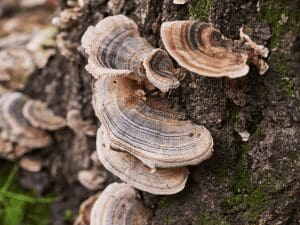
top-left (81, 15), bottom-right (179, 92)
top-left (90, 182), bottom-right (151, 225)
top-left (93, 76), bottom-right (213, 169)
top-left (97, 126), bottom-right (189, 195)
top-left (161, 20), bottom-right (250, 78)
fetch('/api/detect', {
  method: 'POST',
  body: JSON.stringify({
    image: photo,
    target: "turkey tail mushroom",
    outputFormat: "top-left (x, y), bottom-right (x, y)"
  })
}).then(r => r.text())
top-left (97, 126), bottom-right (189, 195)
top-left (23, 100), bottom-right (66, 130)
top-left (81, 15), bottom-right (179, 92)
top-left (161, 21), bottom-right (269, 78)
top-left (90, 182), bottom-right (151, 225)
top-left (0, 92), bottom-right (52, 148)
top-left (92, 76), bottom-right (213, 169)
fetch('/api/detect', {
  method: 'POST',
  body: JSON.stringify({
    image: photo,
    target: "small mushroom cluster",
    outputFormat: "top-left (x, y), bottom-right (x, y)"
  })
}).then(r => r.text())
top-left (0, 8), bottom-right (56, 89)
top-left (81, 15), bottom-right (269, 224)
top-left (0, 91), bottom-right (65, 160)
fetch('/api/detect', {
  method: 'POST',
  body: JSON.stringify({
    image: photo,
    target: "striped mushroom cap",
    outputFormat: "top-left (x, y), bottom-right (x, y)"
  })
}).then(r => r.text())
top-left (96, 126), bottom-right (189, 195)
top-left (0, 92), bottom-right (52, 148)
top-left (90, 182), bottom-right (151, 225)
top-left (92, 76), bottom-right (213, 169)
top-left (23, 100), bottom-right (66, 130)
top-left (81, 15), bottom-right (179, 92)
top-left (161, 21), bottom-right (250, 78)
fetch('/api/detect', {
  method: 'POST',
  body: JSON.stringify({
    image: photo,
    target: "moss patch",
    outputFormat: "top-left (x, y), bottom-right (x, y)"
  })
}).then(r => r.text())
top-left (221, 143), bottom-right (271, 223)
top-left (260, 0), bottom-right (300, 48)
top-left (189, 0), bottom-right (214, 21)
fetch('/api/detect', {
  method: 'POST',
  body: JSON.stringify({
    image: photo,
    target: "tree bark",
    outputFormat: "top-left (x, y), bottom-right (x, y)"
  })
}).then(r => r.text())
top-left (8, 0), bottom-right (300, 224)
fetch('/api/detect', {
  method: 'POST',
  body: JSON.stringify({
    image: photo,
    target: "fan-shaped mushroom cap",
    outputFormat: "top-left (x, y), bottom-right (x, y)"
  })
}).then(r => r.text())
top-left (0, 93), bottom-right (52, 148)
top-left (90, 182), bottom-right (151, 225)
top-left (78, 168), bottom-right (107, 191)
top-left (74, 193), bottom-right (100, 225)
top-left (81, 15), bottom-right (179, 92)
top-left (0, 137), bottom-right (30, 160)
top-left (161, 21), bottom-right (249, 78)
top-left (143, 49), bottom-right (179, 92)
top-left (93, 76), bottom-right (213, 169)
top-left (97, 126), bottom-right (189, 195)
top-left (0, 48), bottom-right (36, 88)
top-left (23, 100), bottom-right (66, 130)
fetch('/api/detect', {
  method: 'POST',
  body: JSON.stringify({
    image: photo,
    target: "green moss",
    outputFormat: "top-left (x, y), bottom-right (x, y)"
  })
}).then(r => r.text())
top-left (189, 0), bottom-right (214, 21)
top-left (221, 143), bottom-right (270, 223)
top-left (64, 209), bottom-right (76, 223)
top-left (254, 127), bottom-right (264, 138)
top-left (272, 54), bottom-right (295, 97)
top-left (225, 102), bottom-right (240, 126)
top-left (260, 0), bottom-right (300, 48)
top-left (159, 198), bottom-right (171, 208)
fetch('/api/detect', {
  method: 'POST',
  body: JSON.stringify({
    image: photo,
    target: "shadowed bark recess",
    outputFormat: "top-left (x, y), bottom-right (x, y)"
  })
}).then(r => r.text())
top-left (7, 0), bottom-right (299, 224)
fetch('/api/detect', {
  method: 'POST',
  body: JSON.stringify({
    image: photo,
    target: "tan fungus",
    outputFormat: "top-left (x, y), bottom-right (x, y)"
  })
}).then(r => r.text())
top-left (81, 15), bottom-right (179, 92)
top-left (97, 126), bottom-right (189, 195)
top-left (93, 76), bottom-right (213, 169)
top-left (90, 182), bottom-right (151, 225)
top-left (23, 100), bottom-right (66, 130)
top-left (161, 20), bottom-right (269, 78)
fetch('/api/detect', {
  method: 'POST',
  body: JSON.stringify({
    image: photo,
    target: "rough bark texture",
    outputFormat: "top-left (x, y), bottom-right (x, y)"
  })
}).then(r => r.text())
top-left (11, 0), bottom-right (300, 224)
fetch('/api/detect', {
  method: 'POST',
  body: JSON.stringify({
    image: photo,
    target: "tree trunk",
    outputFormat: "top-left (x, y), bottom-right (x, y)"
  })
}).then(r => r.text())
top-left (3, 0), bottom-right (299, 224)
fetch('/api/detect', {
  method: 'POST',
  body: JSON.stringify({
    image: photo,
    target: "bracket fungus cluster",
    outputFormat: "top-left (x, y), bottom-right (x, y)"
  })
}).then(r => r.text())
top-left (81, 14), bottom-right (270, 224)
top-left (160, 21), bottom-right (269, 78)
top-left (0, 92), bottom-right (65, 159)
top-left (81, 13), bottom-right (213, 208)
top-left (0, 11), bottom-right (56, 89)
top-left (81, 15), bottom-right (179, 93)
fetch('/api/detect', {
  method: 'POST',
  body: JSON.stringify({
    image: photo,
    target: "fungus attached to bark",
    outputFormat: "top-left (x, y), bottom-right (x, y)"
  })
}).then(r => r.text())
top-left (74, 193), bottom-right (100, 225)
top-left (93, 76), bottom-right (213, 169)
top-left (161, 21), bottom-right (269, 78)
top-left (0, 92), bottom-right (52, 148)
top-left (90, 182), bottom-right (151, 225)
top-left (97, 126), bottom-right (189, 195)
top-left (78, 168), bottom-right (107, 191)
top-left (81, 15), bottom-right (179, 92)
top-left (0, 48), bottom-right (36, 88)
top-left (0, 137), bottom-right (29, 160)
top-left (23, 100), bottom-right (66, 130)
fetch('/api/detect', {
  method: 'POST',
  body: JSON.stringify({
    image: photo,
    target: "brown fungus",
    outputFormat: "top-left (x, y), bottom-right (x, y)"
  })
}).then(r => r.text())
top-left (23, 100), bottom-right (66, 130)
top-left (78, 168), bottom-right (107, 191)
top-left (97, 126), bottom-right (189, 195)
top-left (0, 137), bottom-right (29, 160)
top-left (0, 92), bottom-right (52, 148)
top-left (93, 76), bottom-right (213, 169)
top-left (81, 15), bottom-right (179, 92)
top-left (90, 182), bottom-right (151, 225)
top-left (74, 193), bottom-right (100, 225)
top-left (161, 21), bottom-right (269, 78)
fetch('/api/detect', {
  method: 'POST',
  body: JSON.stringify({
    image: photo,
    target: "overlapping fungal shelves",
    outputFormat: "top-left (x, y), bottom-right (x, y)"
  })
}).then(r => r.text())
top-left (0, 92), bottom-right (66, 159)
top-left (81, 15), bottom-right (179, 92)
top-left (80, 14), bottom-right (214, 225)
top-left (82, 14), bottom-right (270, 224)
